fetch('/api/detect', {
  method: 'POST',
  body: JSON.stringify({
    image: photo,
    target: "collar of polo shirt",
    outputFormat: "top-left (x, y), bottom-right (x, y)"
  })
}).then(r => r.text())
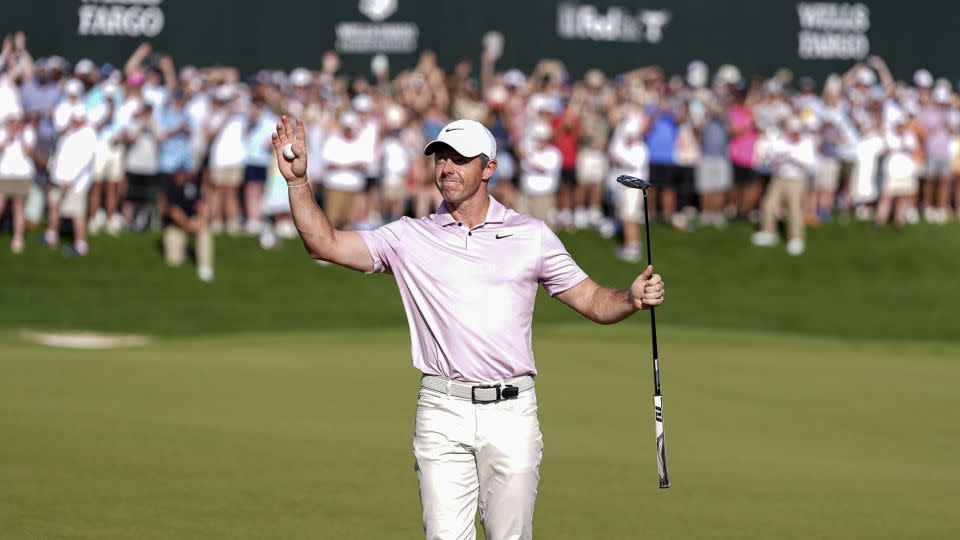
top-left (434, 195), bottom-right (507, 227)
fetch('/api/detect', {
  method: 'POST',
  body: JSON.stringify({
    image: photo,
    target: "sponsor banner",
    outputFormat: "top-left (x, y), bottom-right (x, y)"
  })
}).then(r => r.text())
top-left (556, 2), bottom-right (671, 44)
top-left (797, 2), bottom-right (871, 60)
top-left (77, 0), bottom-right (166, 38)
top-left (1, 0), bottom-right (957, 84)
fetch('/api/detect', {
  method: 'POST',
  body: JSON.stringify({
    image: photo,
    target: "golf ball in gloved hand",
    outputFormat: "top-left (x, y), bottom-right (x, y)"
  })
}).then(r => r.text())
top-left (282, 143), bottom-right (296, 161)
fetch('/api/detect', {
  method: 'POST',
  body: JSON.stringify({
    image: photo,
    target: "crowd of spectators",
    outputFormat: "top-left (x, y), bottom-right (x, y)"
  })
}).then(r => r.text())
top-left (2, 31), bottom-right (959, 280)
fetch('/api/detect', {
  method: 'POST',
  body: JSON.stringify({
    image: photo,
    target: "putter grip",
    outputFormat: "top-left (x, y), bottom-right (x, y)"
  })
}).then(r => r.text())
top-left (654, 394), bottom-right (670, 488)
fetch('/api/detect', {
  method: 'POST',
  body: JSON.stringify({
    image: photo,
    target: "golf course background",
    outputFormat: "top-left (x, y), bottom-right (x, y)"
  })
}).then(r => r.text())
top-left (2, 222), bottom-right (959, 538)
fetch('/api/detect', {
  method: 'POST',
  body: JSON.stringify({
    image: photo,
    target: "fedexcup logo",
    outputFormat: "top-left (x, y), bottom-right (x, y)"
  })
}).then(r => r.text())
top-left (336, 0), bottom-right (418, 53)
top-left (359, 0), bottom-right (397, 22)
top-left (557, 2), bottom-right (671, 43)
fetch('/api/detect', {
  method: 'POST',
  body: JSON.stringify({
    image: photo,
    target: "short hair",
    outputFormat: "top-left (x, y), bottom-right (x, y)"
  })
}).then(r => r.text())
top-left (478, 154), bottom-right (490, 170)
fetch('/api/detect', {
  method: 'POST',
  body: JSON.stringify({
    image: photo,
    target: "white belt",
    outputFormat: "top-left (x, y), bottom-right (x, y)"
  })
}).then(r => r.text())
top-left (420, 374), bottom-right (535, 404)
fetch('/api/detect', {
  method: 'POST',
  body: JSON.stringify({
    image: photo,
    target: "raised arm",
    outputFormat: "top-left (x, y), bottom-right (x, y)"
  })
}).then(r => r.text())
top-left (125, 42), bottom-right (151, 76)
top-left (554, 265), bottom-right (664, 324)
top-left (271, 115), bottom-right (373, 272)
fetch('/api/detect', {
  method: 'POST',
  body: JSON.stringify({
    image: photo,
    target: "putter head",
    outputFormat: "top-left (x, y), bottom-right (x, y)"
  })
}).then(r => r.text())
top-left (617, 175), bottom-right (652, 190)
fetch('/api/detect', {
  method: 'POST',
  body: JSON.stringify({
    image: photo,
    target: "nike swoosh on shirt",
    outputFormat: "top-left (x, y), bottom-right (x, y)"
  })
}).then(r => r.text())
top-left (495, 233), bottom-right (514, 239)
top-left (444, 127), bottom-right (465, 132)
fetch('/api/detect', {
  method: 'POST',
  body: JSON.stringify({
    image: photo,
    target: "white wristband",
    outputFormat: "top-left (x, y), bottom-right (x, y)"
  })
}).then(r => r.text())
top-left (287, 178), bottom-right (309, 188)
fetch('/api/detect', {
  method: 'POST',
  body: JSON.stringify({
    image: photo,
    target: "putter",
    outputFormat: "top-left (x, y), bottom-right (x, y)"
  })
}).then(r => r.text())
top-left (616, 175), bottom-right (671, 489)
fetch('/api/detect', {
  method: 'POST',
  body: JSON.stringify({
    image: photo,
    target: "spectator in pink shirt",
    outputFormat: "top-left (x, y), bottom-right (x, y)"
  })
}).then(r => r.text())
top-left (727, 85), bottom-right (761, 219)
top-left (271, 115), bottom-right (666, 540)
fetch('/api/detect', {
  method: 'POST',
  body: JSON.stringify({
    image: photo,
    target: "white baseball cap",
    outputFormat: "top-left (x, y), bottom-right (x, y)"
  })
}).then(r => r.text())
top-left (530, 121), bottom-right (553, 141)
top-left (64, 78), bottom-right (84, 97)
top-left (933, 85), bottom-right (952, 104)
top-left (290, 68), bottom-right (311, 87)
top-left (352, 93), bottom-right (374, 113)
top-left (74, 58), bottom-right (95, 76)
top-left (914, 69), bottom-right (934, 88)
top-left (340, 111), bottom-right (360, 130)
top-left (423, 119), bottom-right (497, 159)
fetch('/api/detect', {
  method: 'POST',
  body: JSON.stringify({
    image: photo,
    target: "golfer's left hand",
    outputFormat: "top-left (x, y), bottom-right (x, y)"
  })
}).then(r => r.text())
top-left (630, 265), bottom-right (665, 310)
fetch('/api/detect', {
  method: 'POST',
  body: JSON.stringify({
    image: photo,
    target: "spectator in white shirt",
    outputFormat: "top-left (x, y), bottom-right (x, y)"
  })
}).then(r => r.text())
top-left (751, 116), bottom-right (817, 255)
top-left (916, 84), bottom-right (954, 223)
top-left (47, 105), bottom-right (96, 255)
top-left (88, 79), bottom-right (125, 235)
top-left (205, 85), bottom-right (247, 235)
top-left (379, 103), bottom-right (414, 222)
top-left (351, 93), bottom-right (382, 227)
top-left (875, 116), bottom-right (922, 228)
top-left (53, 79), bottom-right (86, 136)
top-left (320, 111), bottom-right (371, 229)
top-left (122, 97), bottom-right (160, 231)
top-left (609, 115), bottom-right (650, 262)
top-left (0, 112), bottom-right (36, 253)
top-left (516, 121), bottom-right (561, 224)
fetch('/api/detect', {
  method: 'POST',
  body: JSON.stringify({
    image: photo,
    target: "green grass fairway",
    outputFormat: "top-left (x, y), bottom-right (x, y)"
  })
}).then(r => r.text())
top-left (2, 325), bottom-right (958, 539)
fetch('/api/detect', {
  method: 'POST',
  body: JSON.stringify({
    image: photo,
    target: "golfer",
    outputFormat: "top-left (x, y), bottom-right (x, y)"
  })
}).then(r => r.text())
top-left (272, 116), bottom-right (665, 540)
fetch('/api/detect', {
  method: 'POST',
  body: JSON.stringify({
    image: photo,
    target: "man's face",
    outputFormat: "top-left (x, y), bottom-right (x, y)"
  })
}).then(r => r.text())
top-left (433, 145), bottom-right (494, 205)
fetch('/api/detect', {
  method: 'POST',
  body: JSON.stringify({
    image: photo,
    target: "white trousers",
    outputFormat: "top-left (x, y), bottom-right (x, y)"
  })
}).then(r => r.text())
top-left (414, 387), bottom-right (543, 540)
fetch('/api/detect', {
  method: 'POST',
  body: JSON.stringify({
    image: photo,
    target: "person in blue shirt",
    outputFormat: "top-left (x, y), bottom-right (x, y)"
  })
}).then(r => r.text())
top-left (157, 88), bottom-right (193, 193)
top-left (644, 92), bottom-right (680, 226)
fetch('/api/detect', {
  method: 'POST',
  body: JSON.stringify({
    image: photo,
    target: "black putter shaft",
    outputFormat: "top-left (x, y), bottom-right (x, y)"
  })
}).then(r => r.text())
top-left (640, 188), bottom-right (661, 395)
top-left (617, 175), bottom-right (670, 488)
top-left (638, 182), bottom-right (670, 489)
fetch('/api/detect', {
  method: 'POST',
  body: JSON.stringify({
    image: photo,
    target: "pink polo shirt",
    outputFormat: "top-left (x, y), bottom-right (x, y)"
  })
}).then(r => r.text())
top-left (360, 196), bottom-right (589, 382)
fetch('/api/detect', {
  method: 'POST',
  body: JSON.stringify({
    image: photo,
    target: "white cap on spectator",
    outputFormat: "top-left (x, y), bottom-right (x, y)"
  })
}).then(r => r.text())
top-left (423, 119), bottom-right (497, 159)
top-left (486, 85), bottom-right (508, 106)
top-left (384, 103), bottom-right (407, 129)
top-left (716, 64), bottom-right (741, 85)
top-left (271, 70), bottom-right (288, 87)
top-left (933, 85), bottom-right (952, 104)
top-left (352, 93), bottom-right (374, 113)
top-left (528, 94), bottom-right (552, 115)
top-left (763, 78), bottom-right (782, 94)
top-left (686, 60), bottom-right (708, 89)
top-left (47, 56), bottom-right (67, 71)
top-left (530, 121), bottom-right (553, 141)
top-left (74, 59), bottom-right (95, 76)
top-left (64, 78), bottom-right (84, 96)
top-left (179, 65), bottom-right (198, 82)
top-left (340, 110), bottom-right (360, 130)
top-left (290, 68), bottom-right (311, 87)
top-left (487, 84), bottom-right (510, 105)
top-left (215, 85), bottom-right (236, 101)
top-left (913, 69), bottom-right (934, 88)
top-left (857, 67), bottom-right (876, 86)
top-left (503, 69), bottom-right (526, 88)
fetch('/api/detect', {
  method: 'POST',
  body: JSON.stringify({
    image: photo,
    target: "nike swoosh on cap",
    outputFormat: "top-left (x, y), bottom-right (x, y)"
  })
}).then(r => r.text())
top-left (444, 127), bottom-right (465, 132)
